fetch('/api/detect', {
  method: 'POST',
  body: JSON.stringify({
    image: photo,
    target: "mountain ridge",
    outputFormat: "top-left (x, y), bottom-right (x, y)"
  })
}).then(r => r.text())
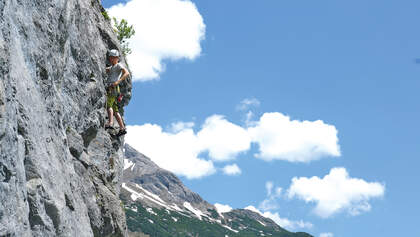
top-left (121, 144), bottom-right (313, 237)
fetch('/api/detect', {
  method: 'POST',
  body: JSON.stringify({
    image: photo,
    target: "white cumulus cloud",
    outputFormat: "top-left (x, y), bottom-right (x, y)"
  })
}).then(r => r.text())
top-left (214, 203), bottom-right (233, 214)
top-left (248, 112), bottom-right (340, 162)
top-left (198, 115), bottom-right (251, 161)
top-left (107, 0), bottom-right (205, 81)
top-left (287, 167), bottom-right (385, 218)
top-left (222, 164), bottom-right (242, 176)
top-left (126, 112), bottom-right (341, 178)
top-left (169, 121), bottom-right (195, 133)
top-left (320, 233), bottom-right (334, 237)
top-left (245, 206), bottom-right (313, 230)
top-left (125, 124), bottom-right (215, 179)
top-left (126, 116), bottom-right (249, 179)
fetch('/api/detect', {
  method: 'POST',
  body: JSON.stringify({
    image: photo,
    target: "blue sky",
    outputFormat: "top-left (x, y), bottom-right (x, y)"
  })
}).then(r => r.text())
top-left (104, 0), bottom-right (420, 236)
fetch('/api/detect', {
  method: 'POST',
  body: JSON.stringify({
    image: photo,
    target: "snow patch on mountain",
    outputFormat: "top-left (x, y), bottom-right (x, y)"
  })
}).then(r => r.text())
top-left (122, 183), bottom-right (174, 210)
top-left (171, 204), bottom-right (183, 212)
top-left (124, 159), bottom-right (134, 170)
top-left (136, 184), bottom-right (166, 203)
top-left (146, 207), bottom-right (157, 216)
top-left (222, 224), bottom-right (239, 233)
top-left (258, 220), bottom-right (266, 226)
top-left (184, 202), bottom-right (204, 220)
top-left (122, 182), bottom-right (145, 201)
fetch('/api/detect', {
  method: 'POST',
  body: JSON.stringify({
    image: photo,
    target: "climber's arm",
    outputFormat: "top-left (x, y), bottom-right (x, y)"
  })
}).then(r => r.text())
top-left (112, 68), bottom-right (129, 87)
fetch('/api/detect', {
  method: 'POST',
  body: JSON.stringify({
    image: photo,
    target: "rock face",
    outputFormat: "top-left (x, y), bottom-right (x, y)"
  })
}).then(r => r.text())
top-left (0, 0), bottom-right (131, 236)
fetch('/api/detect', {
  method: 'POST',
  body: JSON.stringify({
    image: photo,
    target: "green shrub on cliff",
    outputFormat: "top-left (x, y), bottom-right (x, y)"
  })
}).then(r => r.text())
top-left (113, 17), bottom-right (135, 56)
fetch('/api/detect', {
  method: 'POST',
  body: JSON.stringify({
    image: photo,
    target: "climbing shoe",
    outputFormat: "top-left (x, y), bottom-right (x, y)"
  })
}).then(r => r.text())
top-left (105, 124), bottom-right (114, 130)
top-left (116, 129), bottom-right (127, 137)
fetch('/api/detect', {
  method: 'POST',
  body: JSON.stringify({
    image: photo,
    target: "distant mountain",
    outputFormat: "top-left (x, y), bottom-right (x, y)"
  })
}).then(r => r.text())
top-left (120, 144), bottom-right (313, 237)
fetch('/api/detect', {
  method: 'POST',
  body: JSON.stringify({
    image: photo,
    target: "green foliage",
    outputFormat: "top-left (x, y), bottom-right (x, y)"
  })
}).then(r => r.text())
top-left (113, 17), bottom-right (135, 56)
top-left (101, 10), bottom-right (110, 21)
top-left (207, 208), bottom-right (220, 219)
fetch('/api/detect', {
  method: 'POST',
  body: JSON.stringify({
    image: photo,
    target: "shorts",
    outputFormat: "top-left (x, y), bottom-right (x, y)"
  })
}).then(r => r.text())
top-left (106, 86), bottom-right (120, 112)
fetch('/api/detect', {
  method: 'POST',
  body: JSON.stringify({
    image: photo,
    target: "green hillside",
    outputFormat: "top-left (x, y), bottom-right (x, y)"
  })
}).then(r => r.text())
top-left (125, 202), bottom-right (312, 237)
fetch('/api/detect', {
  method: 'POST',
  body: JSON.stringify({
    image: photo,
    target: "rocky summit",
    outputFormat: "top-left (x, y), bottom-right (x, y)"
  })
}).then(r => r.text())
top-left (0, 0), bottom-right (131, 236)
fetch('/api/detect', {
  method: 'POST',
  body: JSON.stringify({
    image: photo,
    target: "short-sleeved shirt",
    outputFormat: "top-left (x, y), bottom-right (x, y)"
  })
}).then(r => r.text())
top-left (107, 63), bottom-right (126, 87)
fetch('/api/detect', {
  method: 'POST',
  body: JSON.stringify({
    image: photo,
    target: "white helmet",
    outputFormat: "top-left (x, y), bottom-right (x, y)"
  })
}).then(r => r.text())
top-left (109, 49), bottom-right (119, 57)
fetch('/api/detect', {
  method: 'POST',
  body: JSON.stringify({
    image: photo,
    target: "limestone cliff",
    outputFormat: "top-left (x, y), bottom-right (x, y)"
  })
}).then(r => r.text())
top-left (0, 0), bottom-right (131, 236)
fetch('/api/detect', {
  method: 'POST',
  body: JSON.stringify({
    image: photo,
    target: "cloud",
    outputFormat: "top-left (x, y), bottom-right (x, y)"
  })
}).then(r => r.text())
top-left (287, 167), bottom-right (385, 218)
top-left (259, 181), bottom-right (283, 211)
top-left (248, 112), bottom-right (340, 162)
top-left (265, 181), bottom-right (282, 197)
top-left (107, 0), bottom-right (205, 81)
top-left (222, 164), bottom-right (242, 176)
top-left (197, 115), bottom-right (251, 161)
top-left (125, 115), bottom-right (249, 179)
top-left (236, 98), bottom-right (261, 111)
top-left (126, 112), bottom-right (340, 178)
top-left (266, 181), bottom-right (274, 196)
top-left (169, 121), bottom-right (195, 133)
top-left (245, 111), bottom-right (255, 126)
top-left (214, 203), bottom-right (233, 214)
top-left (245, 206), bottom-right (313, 230)
top-left (320, 233), bottom-right (334, 237)
top-left (125, 124), bottom-right (215, 179)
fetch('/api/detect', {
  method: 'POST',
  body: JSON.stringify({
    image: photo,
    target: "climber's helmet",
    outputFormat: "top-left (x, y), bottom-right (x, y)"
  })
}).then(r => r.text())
top-left (108, 49), bottom-right (120, 65)
top-left (109, 49), bottom-right (120, 58)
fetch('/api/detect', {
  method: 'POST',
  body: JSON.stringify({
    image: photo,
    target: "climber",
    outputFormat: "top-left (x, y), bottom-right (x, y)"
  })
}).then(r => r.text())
top-left (104, 49), bottom-right (129, 137)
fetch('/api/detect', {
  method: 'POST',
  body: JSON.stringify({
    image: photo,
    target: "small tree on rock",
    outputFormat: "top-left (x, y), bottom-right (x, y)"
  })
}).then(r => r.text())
top-left (113, 17), bottom-right (135, 56)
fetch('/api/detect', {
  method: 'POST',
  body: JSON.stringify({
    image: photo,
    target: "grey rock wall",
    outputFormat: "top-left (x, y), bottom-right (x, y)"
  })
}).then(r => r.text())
top-left (0, 0), bottom-right (131, 236)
